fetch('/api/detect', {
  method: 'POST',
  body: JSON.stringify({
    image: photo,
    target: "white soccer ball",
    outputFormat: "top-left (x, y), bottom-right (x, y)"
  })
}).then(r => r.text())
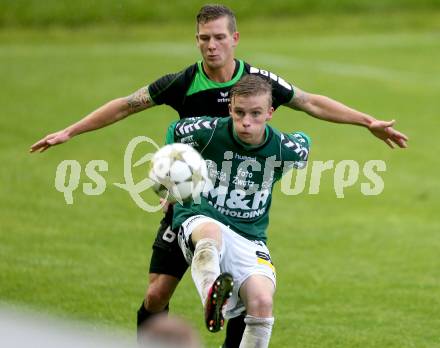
top-left (149, 143), bottom-right (208, 203)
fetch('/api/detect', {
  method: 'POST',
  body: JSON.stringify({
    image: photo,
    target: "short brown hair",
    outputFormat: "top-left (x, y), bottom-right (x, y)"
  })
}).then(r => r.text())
top-left (230, 75), bottom-right (273, 106)
top-left (196, 4), bottom-right (237, 33)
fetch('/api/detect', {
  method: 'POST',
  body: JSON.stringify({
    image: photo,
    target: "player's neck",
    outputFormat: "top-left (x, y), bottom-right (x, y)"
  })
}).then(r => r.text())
top-left (202, 59), bottom-right (236, 83)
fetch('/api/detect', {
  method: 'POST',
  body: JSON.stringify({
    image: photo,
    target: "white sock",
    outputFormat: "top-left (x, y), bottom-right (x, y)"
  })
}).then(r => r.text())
top-left (239, 315), bottom-right (274, 348)
top-left (191, 238), bottom-right (220, 305)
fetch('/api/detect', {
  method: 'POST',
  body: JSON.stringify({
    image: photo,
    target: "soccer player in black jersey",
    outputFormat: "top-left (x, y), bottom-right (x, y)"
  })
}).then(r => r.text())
top-left (30, 4), bottom-right (408, 347)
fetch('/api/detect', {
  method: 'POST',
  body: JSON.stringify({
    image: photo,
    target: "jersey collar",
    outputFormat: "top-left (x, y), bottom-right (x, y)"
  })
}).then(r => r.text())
top-left (199, 59), bottom-right (243, 86)
top-left (186, 60), bottom-right (244, 97)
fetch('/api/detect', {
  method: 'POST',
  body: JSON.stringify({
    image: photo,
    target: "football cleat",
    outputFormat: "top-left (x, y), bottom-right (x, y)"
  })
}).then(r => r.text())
top-left (204, 273), bottom-right (234, 333)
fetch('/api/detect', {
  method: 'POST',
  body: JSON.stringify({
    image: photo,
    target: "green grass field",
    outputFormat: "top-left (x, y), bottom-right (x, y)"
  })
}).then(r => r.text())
top-left (1, 11), bottom-right (439, 347)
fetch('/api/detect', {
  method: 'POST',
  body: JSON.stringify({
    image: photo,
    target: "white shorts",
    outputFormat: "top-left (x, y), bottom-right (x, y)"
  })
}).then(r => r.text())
top-left (178, 215), bottom-right (276, 319)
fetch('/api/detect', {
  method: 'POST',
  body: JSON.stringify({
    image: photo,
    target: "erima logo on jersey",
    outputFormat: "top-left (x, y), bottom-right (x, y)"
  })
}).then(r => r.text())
top-left (217, 91), bottom-right (230, 103)
top-left (250, 67), bottom-right (292, 91)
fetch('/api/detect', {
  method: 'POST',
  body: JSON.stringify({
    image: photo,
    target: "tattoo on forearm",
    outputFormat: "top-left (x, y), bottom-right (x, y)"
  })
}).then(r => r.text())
top-left (286, 87), bottom-right (310, 111)
top-left (125, 86), bottom-right (154, 112)
top-left (292, 89), bottom-right (309, 106)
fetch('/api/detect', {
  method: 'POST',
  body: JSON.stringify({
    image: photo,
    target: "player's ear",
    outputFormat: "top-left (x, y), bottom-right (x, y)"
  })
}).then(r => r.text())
top-left (232, 31), bottom-right (239, 47)
top-left (228, 103), bottom-right (232, 115)
top-left (266, 107), bottom-right (274, 121)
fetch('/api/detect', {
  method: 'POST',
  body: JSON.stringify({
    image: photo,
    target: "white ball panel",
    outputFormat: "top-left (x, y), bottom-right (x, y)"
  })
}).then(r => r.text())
top-left (175, 181), bottom-right (194, 201)
top-left (171, 143), bottom-right (190, 152)
top-left (170, 160), bottom-right (192, 182)
top-left (155, 144), bottom-right (173, 158)
top-left (153, 157), bottom-right (171, 179)
top-left (182, 150), bottom-right (202, 170)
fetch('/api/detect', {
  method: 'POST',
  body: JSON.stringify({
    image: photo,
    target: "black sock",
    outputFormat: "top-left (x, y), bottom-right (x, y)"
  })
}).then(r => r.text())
top-left (222, 313), bottom-right (246, 348)
top-left (137, 301), bottom-right (170, 343)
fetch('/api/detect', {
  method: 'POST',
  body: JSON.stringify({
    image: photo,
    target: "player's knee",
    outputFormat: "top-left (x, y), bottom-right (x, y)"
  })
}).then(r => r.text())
top-left (246, 294), bottom-right (273, 317)
top-left (146, 285), bottom-right (172, 311)
top-left (192, 222), bottom-right (221, 247)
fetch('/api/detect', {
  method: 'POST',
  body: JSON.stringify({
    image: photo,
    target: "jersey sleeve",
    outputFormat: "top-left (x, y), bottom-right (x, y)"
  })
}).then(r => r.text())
top-left (246, 63), bottom-right (295, 109)
top-left (147, 64), bottom-right (196, 109)
top-left (165, 121), bottom-right (178, 145)
top-left (280, 131), bottom-right (311, 169)
top-left (166, 116), bottom-right (219, 152)
top-left (147, 72), bottom-right (185, 107)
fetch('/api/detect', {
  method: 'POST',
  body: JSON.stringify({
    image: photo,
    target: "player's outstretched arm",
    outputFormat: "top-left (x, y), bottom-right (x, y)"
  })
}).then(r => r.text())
top-left (30, 86), bottom-right (155, 153)
top-left (285, 86), bottom-right (408, 148)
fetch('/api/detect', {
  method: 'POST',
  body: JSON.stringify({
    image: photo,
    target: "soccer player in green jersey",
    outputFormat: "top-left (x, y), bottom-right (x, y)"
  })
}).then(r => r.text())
top-left (169, 74), bottom-right (310, 347)
top-left (30, 4), bottom-right (408, 347)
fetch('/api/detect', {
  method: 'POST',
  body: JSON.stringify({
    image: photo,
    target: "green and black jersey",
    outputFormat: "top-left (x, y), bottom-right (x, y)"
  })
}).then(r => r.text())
top-left (148, 59), bottom-right (295, 118)
top-left (167, 117), bottom-right (310, 243)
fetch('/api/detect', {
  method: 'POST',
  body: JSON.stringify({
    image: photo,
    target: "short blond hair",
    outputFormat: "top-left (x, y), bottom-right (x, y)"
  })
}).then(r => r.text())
top-left (230, 75), bottom-right (272, 106)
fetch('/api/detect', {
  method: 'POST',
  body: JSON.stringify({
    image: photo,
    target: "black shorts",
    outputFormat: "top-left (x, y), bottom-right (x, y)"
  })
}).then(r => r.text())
top-left (149, 206), bottom-right (189, 279)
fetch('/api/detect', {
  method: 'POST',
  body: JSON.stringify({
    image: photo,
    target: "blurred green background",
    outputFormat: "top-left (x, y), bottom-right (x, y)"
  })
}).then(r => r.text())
top-left (1, 1), bottom-right (439, 347)
top-left (1, 0), bottom-right (440, 27)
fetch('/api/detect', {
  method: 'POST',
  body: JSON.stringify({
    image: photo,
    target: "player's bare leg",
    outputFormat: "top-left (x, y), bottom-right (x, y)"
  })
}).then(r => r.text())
top-left (137, 273), bottom-right (180, 344)
top-left (138, 204), bottom-right (188, 341)
top-left (238, 275), bottom-right (275, 348)
top-left (144, 273), bottom-right (180, 312)
top-left (137, 237), bottom-right (184, 330)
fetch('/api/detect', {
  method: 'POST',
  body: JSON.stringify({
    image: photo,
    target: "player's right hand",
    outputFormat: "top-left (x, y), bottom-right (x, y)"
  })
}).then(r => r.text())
top-left (29, 130), bottom-right (71, 153)
top-left (368, 119), bottom-right (408, 149)
top-left (160, 198), bottom-right (171, 213)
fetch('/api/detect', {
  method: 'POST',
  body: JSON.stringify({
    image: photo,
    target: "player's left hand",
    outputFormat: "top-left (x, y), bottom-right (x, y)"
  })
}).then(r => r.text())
top-left (368, 119), bottom-right (408, 148)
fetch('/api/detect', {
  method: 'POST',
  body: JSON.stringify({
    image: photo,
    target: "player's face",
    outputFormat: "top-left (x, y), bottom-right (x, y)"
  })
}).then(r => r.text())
top-left (196, 17), bottom-right (239, 70)
top-left (230, 93), bottom-right (274, 145)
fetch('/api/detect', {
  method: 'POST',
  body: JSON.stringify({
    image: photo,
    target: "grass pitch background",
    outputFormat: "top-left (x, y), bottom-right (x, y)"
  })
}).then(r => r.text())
top-left (1, 6), bottom-right (440, 348)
